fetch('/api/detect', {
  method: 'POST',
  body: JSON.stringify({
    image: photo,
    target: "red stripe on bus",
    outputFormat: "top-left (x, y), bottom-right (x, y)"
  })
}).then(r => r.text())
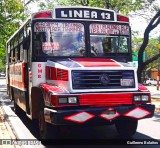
top-left (71, 58), bottom-right (121, 67)
top-left (40, 83), bottom-right (64, 93)
top-left (10, 79), bottom-right (26, 89)
top-left (79, 93), bottom-right (132, 106)
top-left (9, 62), bottom-right (27, 90)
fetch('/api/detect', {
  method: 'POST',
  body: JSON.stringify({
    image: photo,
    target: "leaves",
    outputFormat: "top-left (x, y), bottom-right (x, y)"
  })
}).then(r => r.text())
top-left (66, 0), bottom-right (157, 15)
top-left (137, 10), bottom-right (160, 82)
top-left (0, 0), bottom-right (24, 69)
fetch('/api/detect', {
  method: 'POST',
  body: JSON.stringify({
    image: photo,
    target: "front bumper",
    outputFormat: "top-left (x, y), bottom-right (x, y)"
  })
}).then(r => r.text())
top-left (44, 104), bottom-right (155, 125)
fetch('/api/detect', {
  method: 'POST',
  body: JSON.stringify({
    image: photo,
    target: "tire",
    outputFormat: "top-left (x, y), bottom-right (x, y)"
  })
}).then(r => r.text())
top-left (9, 87), bottom-right (13, 101)
top-left (38, 103), bottom-right (57, 139)
top-left (11, 88), bottom-right (22, 115)
top-left (115, 117), bottom-right (138, 138)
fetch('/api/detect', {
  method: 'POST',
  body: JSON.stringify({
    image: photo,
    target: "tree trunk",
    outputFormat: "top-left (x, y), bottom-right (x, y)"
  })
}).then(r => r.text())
top-left (137, 10), bottom-right (160, 83)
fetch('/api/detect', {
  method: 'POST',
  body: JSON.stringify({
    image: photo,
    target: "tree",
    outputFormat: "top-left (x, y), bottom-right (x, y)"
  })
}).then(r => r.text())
top-left (67, 0), bottom-right (160, 83)
top-left (0, 0), bottom-right (24, 71)
top-left (137, 10), bottom-right (160, 83)
top-left (67, 0), bottom-right (156, 15)
top-left (132, 37), bottom-right (159, 79)
top-left (29, 0), bottom-right (156, 16)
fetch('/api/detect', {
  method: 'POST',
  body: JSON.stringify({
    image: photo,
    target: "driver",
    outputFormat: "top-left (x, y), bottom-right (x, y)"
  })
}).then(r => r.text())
top-left (90, 36), bottom-right (103, 55)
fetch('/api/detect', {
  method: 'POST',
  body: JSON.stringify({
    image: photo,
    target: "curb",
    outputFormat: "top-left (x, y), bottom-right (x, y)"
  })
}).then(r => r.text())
top-left (151, 97), bottom-right (160, 113)
top-left (151, 98), bottom-right (160, 101)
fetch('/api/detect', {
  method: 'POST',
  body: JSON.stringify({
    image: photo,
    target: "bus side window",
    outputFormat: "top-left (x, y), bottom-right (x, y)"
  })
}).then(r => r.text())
top-left (34, 32), bottom-right (44, 55)
top-left (9, 52), bottom-right (11, 63)
top-left (10, 49), bottom-right (15, 63)
top-left (15, 47), bottom-right (20, 62)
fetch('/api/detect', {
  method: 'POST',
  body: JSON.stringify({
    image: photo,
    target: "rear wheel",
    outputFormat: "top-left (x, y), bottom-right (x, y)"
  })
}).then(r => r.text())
top-left (115, 117), bottom-right (138, 138)
top-left (11, 88), bottom-right (22, 115)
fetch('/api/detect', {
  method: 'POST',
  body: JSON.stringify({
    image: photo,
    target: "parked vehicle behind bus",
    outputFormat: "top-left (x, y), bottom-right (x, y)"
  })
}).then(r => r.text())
top-left (145, 78), bottom-right (157, 86)
top-left (6, 6), bottom-right (155, 139)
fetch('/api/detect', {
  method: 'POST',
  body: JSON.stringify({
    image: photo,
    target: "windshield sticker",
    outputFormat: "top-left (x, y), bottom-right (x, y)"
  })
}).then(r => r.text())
top-left (42, 42), bottom-right (60, 51)
top-left (34, 22), bottom-right (83, 32)
top-left (90, 24), bottom-right (129, 35)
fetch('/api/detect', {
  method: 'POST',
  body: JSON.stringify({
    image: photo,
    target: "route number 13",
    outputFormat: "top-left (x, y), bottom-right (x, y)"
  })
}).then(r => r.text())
top-left (101, 12), bottom-right (111, 20)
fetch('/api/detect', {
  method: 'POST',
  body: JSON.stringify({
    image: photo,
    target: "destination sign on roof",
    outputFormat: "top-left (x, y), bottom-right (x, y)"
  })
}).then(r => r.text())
top-left (54, 7), bottom-right (115, 21)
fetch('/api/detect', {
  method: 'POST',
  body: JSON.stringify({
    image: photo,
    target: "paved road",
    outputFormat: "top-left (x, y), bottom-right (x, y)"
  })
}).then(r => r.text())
top-left (0, 78), bottom-right (160, 147)
top-left (0, 77), bottom-right (7, 92)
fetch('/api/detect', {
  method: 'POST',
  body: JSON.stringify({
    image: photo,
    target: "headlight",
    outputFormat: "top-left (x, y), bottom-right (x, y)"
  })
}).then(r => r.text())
top-left (68, 97), bottom-right (78, 103)
top-left (133, 95), bottom-right (141, 101)
top-left (58, 96), bottom-right (78, 104)
top-left (141, 95), bottom-right (149, 101)
top-left (59, 97), bottom-right (68, 104)
top-left (133, 95), bottom-right (150, 102)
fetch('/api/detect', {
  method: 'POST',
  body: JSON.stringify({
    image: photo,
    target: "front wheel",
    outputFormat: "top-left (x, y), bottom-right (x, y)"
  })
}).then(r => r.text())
top-left (115, 117), bottom-right (138, 138)
top-left (39, 104), bottom-right (58, 139)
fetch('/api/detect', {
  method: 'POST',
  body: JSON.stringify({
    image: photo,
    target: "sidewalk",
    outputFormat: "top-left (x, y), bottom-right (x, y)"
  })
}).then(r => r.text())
top-left (146, 86), bottom-right (160, 112)
top-left (0, 107), bottom-right (21, 148)
top-left (152, 99), bottom-right (160, 113)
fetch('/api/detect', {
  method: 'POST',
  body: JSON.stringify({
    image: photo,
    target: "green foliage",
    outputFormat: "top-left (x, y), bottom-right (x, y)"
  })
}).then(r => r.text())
top-left (145, 38), bottom-right (159, 68)
top-left (133, 37), bottom-right (159, 68)
top-left (0, 0), bottom-right (24, 69)
top-left (35, 0), bottom-right (157, 16)
top-left (67, 0), bottom-right (156, 15)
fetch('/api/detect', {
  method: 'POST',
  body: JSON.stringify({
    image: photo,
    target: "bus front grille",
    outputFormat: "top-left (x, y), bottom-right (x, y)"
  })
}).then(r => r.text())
top-left (71, 70), bottom-right (135, 89)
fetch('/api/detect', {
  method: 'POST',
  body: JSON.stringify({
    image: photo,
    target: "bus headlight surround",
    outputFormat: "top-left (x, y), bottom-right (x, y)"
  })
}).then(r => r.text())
top-left (133, 95), bottom-right (141, 101)
top-left (59, 97), bottom-right (68, 104)
top-left (68, 97), bottom-right (78, 103)
top-left (141, 95), bottom-right (149, 101)
top-left (133, 95), bottom-right (150, 102)
top-left (58, 96), bottom-right (78, 104)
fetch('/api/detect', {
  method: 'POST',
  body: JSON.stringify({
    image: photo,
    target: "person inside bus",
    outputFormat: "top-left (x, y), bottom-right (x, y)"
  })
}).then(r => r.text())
top-left (90, 36), bottom-right (103, 56)
top-left (102, 37), bottom-right (112, 53)
top-left (53, 31), bottom-right (85, 56)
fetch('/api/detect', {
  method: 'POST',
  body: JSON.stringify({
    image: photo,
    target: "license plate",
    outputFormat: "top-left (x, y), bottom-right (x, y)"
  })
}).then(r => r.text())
top-left (104, 110), bottom-right (116, 115)
top-left (120, 79), bottom-right (133, 86)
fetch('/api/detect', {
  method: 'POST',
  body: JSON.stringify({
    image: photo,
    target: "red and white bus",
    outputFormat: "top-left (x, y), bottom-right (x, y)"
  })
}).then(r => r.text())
top-left (6, 6), bottom-right (155, 139)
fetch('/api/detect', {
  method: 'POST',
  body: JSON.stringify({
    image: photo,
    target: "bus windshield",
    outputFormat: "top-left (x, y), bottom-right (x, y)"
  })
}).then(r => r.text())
top-left (33, 21), bottom-right (130, 58)
top-left (34, 22), bottom-right (85, 57)
top-left (89, 23), bottom-right (130, 57)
